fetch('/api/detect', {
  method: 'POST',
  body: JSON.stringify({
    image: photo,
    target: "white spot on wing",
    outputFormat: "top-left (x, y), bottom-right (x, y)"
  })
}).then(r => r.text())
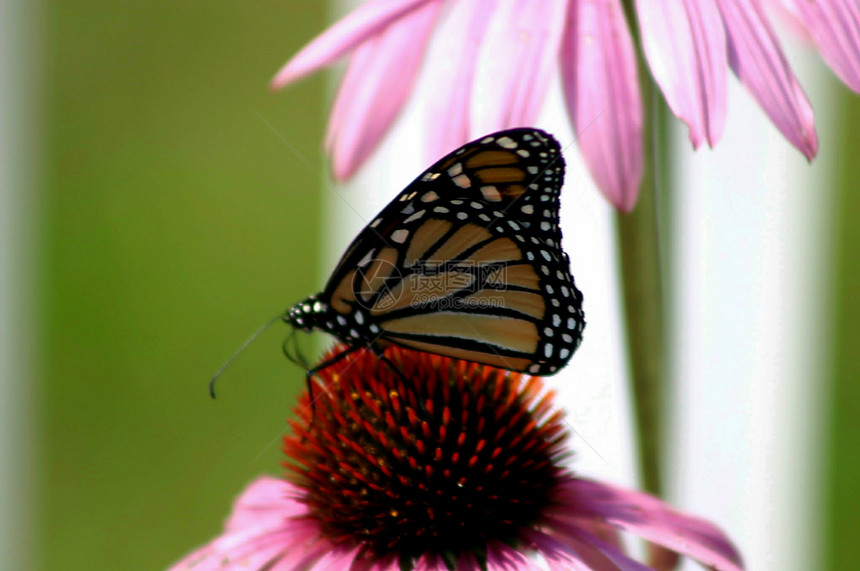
top-left (404, 210), bottom-right (426, 224)
top-left (391, 229), bottom-right (410, 244)
top-left (358, 249), bottom-right (374, 267)
top-left (481, 186), bottom-right (502, 201)
top-left (452, 174), bottom-right (472, 188)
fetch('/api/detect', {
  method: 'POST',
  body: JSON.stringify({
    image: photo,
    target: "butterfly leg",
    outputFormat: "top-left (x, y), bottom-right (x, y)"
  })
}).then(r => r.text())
top-left (304, 345), bottom-right (360, 418)
top-left (374, 348), bottom-right (409, 386)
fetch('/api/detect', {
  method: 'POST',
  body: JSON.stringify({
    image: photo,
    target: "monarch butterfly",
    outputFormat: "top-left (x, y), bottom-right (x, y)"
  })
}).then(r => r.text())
top-left (287, 128), bottom-right (585, 380)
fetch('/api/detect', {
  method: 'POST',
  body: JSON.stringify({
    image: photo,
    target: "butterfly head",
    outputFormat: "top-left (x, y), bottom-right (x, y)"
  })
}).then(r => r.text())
top-left (285, 295), bottom-right (323, 332)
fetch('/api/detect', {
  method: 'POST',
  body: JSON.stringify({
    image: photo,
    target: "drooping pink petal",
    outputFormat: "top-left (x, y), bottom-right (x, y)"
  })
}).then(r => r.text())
top-left (552, 479), bottom-right (744, 571)
top-left (324, 0), bottom-right (443, 180)
top-left (781, 0), bottom-right (860, 92)
top-left (561, 0), bottom-right (643, 212)
top-left (271, 0), bottom-right (433, 89)
top-left (716, 0), bottom-right (818, 159)
top-left (636, 0), bottom-right (728, 147)
top-left (470, 0), bottom-right (568, 137)
top-left (566, 527), bottom-right (657, 571)
top-left (523, 528), bottom-right (625, 570)
top-left (422, 0), bottom-right (499, 162)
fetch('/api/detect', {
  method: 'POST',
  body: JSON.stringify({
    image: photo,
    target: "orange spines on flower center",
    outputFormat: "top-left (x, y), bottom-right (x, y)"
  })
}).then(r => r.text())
top-left (283, 345), bottom-right (570, 568)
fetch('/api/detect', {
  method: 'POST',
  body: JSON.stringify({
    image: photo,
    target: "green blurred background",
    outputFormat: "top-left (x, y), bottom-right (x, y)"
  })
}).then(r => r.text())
top-left (3, 1), bottom-right (858, 570)
top-left (39, 1), bottom-right (327, 568)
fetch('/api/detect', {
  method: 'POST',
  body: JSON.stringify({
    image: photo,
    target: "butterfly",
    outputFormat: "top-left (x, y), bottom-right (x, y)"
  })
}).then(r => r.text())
top-left (287, 127), bottom-right (584, 380)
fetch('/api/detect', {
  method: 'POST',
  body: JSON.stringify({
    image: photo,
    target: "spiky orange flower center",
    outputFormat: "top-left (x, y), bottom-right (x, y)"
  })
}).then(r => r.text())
top-left (283, 346), bottom-right (569, 569)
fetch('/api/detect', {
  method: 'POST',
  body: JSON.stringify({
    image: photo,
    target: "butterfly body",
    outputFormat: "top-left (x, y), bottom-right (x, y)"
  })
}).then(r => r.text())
top-left (286, 128), bottom-right (585, 376)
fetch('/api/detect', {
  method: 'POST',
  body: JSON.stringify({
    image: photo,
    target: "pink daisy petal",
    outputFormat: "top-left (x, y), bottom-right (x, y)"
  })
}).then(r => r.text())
top-left (271, 0), bottom-right (433, 89)
top-left (485, 542), bottom-right (541, 570)
top-left (636, 0), bottom-right (728, 147)
top-left (561, 0), bottom-right (644, 212)
top-left (422, 0), bottom-right (498, 162)
top-left (523, 528), bottom-right (619, 570)
top-left (324, 36), bottom-right (376, 151)
top-left (716, 0), bottom-right (818, 159)
top-left (563, 527), bottom-right (654, 571)
top-left (781, 0), bottom-right (860, 92)
top-left (168, 478), bottom-right (329, 571)
top-left (224, 476), bottom-right (304, 532)
top-left (169, 526), bottom-right (300, 570)
top-left (324, 0), bottom-right (443, 180)
top-left (555, 479), bottom-right (744, 571)
top-left (471, 0), bottom-right (568, 136)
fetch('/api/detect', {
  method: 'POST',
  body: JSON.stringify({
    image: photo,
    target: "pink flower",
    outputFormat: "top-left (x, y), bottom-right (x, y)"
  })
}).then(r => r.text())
top-left (272, 0), bottom-right (858, 212)
top-left (170, 346), bottom-right (743, 570)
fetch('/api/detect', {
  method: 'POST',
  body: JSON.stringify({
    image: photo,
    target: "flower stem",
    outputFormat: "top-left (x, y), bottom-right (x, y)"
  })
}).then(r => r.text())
top-left (616, 78), bottom-right (678, 571)
top-left (615, 81), bottom-right (668, 498)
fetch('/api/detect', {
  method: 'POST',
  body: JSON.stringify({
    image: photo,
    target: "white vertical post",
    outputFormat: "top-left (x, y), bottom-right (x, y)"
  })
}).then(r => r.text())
top-left (325, 2), bottom-right (637, 492)
top-left (669, 43), bottom-right (830, 570)
top-left (0, 0), bottom-right (40, 569)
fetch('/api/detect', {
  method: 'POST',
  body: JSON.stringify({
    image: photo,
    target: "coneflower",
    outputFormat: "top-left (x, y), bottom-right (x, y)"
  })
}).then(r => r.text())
top-left (170, 345), bottom-right (742, 570)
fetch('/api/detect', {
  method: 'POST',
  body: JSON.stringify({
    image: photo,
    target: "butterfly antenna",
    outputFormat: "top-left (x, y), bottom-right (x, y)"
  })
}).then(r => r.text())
top-left (209, 313), bottom-right (283, 399)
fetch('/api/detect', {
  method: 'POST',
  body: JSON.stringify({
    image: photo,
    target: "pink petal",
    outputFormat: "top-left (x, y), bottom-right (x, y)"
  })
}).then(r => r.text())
top-left (560, 526), bottom-right (654, 571)
top-left (422, 0), bottom-right (499, 162)
top-left (167, 477), bottom-right (331, 571)
top-left (470, 0), bottom-right (568, 136)
top-left (552, 479), bottom-right (744, 571)
top-left (325, 0), bottom-right (443, 180)
top-left (224, 476), bottom-right (304, 532)
top-left (561, 0), bottom-right (644, 212)
top-left (782, 0), bottom-right (860, 92)
top-left (635, 0), bottom-right (728, 147)
top-left (271, 0), bottom-right (433, 89)
top-left (484, 542), bottom-right (542, 570)
top-left (716, 0), bottom-right (818, 159)
top-left (522, 528), bottom-right (620, 570)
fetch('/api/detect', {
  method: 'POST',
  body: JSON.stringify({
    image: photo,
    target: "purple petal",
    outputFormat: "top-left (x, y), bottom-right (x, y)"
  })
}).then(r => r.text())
top-left (782, 0), bottom-right (860, 92)
top-left (716, 0), bottom-right (818, 159)
top-left (551, 479), bottom-right (744, 571)
top-left (324, 0), bottom-right (443, 180)
top-left (560, 0), bottom-right (643, 212)
top-left (422, 0), bottom-right (498, 162)
top-left (635, 0), bottom-right (728, 147)
top-left (272, 0), bottom-right (433, 89)
top-left (470, 0), bottom-right (568, 136)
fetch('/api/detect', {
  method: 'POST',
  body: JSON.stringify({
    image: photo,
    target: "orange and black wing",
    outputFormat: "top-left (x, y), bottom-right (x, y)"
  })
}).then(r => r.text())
top-left (310, 128), bottom-right (584, 375)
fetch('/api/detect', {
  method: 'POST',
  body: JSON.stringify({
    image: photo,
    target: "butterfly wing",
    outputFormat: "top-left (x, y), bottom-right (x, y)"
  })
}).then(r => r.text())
top-left (316, 128), bottom-right (584, 375)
